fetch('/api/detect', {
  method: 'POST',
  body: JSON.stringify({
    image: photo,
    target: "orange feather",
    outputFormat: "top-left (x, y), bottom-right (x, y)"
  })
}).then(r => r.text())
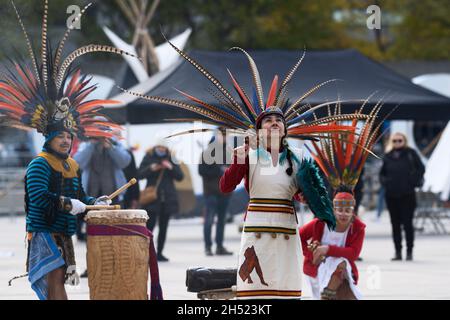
top-left (266, 75), bottom-right (278, 107)
top-left (0, 83), bottom-right (28, 102)
top-left (344, 119), bottom-right (358, 167)
top-left (65, 70), bottom-right (81, 97)
top-left (227, 69), bottom-right (256, 116)
top-left (0, 102), bottom-right (26, 115)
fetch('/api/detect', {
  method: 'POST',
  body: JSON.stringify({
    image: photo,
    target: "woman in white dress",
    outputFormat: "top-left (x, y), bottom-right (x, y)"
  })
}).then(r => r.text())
top-left (220, 108), bottom-right (336, 299)
top-left (121, 41), bottom-right (369, 299)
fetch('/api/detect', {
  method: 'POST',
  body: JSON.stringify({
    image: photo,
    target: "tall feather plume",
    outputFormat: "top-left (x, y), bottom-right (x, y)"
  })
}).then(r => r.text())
top-left (0, 1), bottom-right (135, 140)
top-left (286, 102), bottom-right (311, 121)
top-left (162, 36), bottom-right (251, 122)
top-left (56, 45), bottom-right (140, 90)
top-left (288, 124), bottom-right (356, 136)
top-left (174, 88), bottom-right (249, 128)
top-left (275, 47), bottom-right (305, 107)
top-left (266, 75), bottom-right (278, 107)
top-left (284, 79), bottom-right (341, 118)
top-left (303, 113), bottom-right (371, 127)
top-left (227, 69), bottom-right (257, 119)
top-left (358, 91), bottom-right (378, 115)
top-left (41, 0), bottom-right (49, 89)
top-left (10, 1), bottom-right (40, 83)
top-left (118, 87), bottom-right (241, 128)
top-left (230, 47), bottom-right (265, 110)
top-left (306, 97), bottom-right (387, 191)
top-left (206, 86), bottom-right (236, 111)
top-left (278, 87), bottom-right (290, 110)
top-left (286, 99), bottom-right (365, 124)
top-left (352, 103), bottom-right (383, 169)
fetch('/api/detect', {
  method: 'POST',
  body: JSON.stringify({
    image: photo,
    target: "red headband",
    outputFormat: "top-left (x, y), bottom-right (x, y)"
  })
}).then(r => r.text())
top-left (333, 192), bottom-right (355, 207)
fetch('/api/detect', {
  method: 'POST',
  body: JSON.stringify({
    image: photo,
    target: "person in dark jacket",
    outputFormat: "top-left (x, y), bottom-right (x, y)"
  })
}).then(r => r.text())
top-left (138, 143), bottom-right (184, 262)
top-left (123, 147), bottom-right (140, 209)
top-left (379, 132), bottom-right (425, 261)
top-left (199, 130), bottom-right (233, 256)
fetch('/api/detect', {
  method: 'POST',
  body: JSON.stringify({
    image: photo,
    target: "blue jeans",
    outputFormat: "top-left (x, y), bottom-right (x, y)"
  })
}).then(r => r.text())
top-left (203, 195), bottom-right (230, 249)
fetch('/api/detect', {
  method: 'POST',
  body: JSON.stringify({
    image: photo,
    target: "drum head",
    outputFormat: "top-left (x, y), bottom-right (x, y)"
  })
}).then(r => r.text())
top-left (85, 209), bottom-right (149, 222)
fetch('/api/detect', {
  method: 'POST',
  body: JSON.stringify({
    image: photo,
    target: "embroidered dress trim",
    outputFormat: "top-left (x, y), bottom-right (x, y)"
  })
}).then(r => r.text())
top-left (244, 226), bottom-right (297, 235)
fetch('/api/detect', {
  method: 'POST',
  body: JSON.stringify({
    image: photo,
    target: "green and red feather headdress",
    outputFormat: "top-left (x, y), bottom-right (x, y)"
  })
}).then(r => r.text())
top-left (120, 41), bottom-right (370, 140)
top-left (0, 1), bottom-right (137, 139)
top-left (305, 97), bottom-right (386, 196)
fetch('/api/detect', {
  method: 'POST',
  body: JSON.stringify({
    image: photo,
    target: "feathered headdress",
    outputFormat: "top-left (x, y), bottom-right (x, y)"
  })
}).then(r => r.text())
top-left (0, 1), bottom-right (138, 139)
top-left (119, 41), bottom-right (371, 140)
top-left (119, 40), bottom-right (380, 230)
top-left (305, 97), bottom-right (386, 197)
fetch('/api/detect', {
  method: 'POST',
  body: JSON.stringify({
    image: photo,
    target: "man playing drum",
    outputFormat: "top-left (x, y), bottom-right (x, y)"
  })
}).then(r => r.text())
top-left (2, 1), bottom-right (138, 300)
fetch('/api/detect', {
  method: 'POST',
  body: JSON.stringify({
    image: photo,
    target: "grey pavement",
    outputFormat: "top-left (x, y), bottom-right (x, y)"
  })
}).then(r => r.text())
top-left (1, 210), bottom-right (450, 300)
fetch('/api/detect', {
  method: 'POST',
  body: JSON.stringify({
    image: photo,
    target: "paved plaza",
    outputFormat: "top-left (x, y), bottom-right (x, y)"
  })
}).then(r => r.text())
top-left (1, 211), bottom-right (449, 300)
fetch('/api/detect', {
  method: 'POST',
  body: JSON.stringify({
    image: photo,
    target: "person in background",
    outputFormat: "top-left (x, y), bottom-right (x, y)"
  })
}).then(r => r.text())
top-left (199, 129), bottom-right (233, 256)
top-left (123, 145), bottom-right (140, 209)
top-left (15, 142), bottom-right (33, 167)
top-left (379, 132), bottom-right (425, 261)
top-left (73, 137), bottom-right (131, 276)
top-left (138, 142), bottom-right (184, 262)
top-left (74, 137), bottom-right (131, 206)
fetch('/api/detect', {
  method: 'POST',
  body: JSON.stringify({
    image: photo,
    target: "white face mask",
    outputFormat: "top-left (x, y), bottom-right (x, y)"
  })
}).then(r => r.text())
top-left (155, 148), bottom-right (167, 157)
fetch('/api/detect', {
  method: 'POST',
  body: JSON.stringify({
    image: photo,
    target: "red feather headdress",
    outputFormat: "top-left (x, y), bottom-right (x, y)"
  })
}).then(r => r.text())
top-left (0, 1), bottom-right (137, 139)
top-left (119, 41), bottom-right (371, 141)
top-left (305, 98), bottom-right (386, 193)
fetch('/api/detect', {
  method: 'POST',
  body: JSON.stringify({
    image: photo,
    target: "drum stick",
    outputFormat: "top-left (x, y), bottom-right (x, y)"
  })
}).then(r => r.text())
top-left (86, 205), bottom-right (121, 210)
top-left (107, 178), bottom-right (137, 201)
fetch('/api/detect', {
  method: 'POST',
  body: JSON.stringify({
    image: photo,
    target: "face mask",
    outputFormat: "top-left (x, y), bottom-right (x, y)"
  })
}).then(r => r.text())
top-left (155, 148), bottom-right (167, 157)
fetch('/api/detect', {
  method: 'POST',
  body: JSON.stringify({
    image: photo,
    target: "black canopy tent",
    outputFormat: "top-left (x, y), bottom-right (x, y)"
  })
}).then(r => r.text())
top-left (104, 49), bottom-right (450, 124)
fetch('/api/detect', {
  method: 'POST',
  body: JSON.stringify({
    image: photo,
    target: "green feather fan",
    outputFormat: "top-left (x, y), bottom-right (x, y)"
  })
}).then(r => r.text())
top-left (297, 159), bottom-right (336, 230)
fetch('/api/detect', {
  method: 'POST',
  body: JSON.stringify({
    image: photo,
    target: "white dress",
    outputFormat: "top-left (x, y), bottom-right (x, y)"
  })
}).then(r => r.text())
top-left (236, 148), bottom-right (303, 299)
top-left (306, 226), bottom-right (362, 300)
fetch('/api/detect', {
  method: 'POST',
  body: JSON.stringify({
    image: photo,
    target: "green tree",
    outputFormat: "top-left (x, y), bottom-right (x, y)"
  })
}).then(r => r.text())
top-left (388, 0), bottom-right (450, 60)
top-left (1, 0), bottom-right (448, 62)
top-left (0, 0), bottom-right (107, 59)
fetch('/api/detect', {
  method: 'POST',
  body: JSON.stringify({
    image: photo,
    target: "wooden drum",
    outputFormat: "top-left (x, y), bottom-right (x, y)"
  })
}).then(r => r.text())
top-left (85, 210), bottom-right (149, 300)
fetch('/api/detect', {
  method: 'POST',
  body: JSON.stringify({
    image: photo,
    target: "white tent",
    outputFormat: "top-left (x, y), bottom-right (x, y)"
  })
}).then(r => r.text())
top-left (414, 73), bottom-right (450, 201)
top-left (102, 27), bottom-right (192, 82)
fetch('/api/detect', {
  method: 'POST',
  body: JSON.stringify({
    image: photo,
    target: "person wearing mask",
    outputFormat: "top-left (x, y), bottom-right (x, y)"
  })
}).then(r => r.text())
top-left (138, 142), bottom-right (184, 262)
top-left (74, 137), bottom-right (131, 277)
top-left (74, 138), bottom-right (131, 206)
top-left (379, 133), bottom-right (425, 261)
